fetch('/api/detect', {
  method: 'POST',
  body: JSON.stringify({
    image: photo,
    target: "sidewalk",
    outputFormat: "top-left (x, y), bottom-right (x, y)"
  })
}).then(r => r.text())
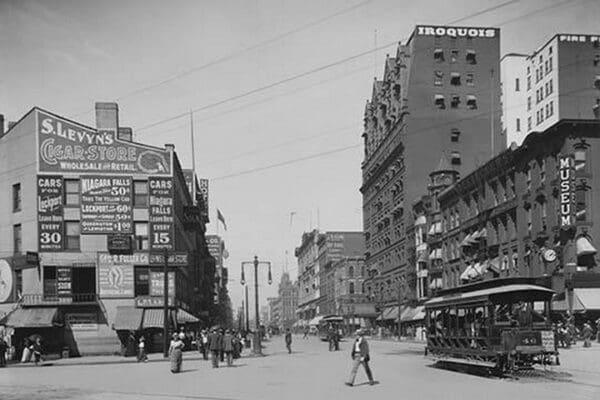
top-left (555, 341), bottom-right (600, 375)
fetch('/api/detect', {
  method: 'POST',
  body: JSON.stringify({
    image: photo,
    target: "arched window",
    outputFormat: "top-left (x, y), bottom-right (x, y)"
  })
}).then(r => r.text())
top-left (348, 266), bottom-right (354, 278)
top-left (349, 282), bottom-right (355, 295)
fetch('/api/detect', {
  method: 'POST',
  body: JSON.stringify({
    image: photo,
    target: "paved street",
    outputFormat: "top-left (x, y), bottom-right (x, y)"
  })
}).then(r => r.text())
top-left (1, 336), bottom-right (599, 400)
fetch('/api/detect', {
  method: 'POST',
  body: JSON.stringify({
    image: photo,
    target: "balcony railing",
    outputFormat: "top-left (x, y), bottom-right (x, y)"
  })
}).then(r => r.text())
top-left (21, 293), bottom-right (98, 306)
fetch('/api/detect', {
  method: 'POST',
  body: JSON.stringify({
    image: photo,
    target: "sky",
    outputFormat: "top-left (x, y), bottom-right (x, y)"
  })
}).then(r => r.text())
top-left (1, 0), bottom-right (600, 312)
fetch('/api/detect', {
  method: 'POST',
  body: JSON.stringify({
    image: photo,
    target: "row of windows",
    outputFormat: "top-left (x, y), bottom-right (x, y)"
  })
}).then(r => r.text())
top-left (534, 101), bottom-right (555, 126)
top-left (434, 71), bottom-right (475, 86)
top-left (434, 94), bottom-right (477, 109)
top-left (434, 49), bottom-right (477, 65)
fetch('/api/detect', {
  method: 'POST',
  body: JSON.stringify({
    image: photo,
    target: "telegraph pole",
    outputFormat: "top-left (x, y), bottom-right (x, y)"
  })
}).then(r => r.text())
top-left (162, 248), bottom-right (170, 358)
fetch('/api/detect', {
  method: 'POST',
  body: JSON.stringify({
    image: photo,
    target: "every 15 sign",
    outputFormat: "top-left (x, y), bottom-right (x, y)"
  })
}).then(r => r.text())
top-left (148, 177), bottom-right (174, 251)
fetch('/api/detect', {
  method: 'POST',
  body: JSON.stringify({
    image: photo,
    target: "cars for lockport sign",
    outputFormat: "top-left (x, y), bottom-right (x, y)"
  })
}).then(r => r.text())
top-left (37, 175), bottom-right (64, 251)
top-left (36, 110), bottom-right (172, 176)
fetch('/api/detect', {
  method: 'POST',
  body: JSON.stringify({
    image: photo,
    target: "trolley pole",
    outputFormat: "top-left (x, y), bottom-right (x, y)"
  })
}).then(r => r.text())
top-left (241, 256), bottom-right (272, 356)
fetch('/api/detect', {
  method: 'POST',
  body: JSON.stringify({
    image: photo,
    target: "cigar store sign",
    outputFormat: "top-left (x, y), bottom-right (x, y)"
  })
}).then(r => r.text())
top-left (416, 25), bottom-right (496, 38)
top-left (36, 110), bottom-right (172, 175)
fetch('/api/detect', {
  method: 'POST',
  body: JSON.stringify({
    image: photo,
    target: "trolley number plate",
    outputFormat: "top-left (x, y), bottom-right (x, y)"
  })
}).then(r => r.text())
top-left (541, 330), bottom-right (555, 351)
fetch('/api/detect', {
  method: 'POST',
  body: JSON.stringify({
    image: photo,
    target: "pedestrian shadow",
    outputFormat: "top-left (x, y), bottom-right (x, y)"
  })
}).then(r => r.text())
top-left (353, 380), bottom-right (380, 386)
top-left (178, 369), bottom-right (199, 373)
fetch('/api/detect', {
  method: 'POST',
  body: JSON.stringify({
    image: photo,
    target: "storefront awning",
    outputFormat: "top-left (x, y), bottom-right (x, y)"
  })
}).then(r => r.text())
top-left (0, 307), bottom-right (60, 328)
top-left (411, 306), bottom-right (425, 321)
top-left (113, 306), bottom-right (143, 331)
top-left (309, 315), bottom-right (324, 326)
top-left (555, 289), bottom-right (600, 312)
top-left (142, 309), bottom-right (175, 329)
top-left (376, 306), bottom-right (398, 321)
top-left (553, 291), bottom-right (586, 313)
top-left (177, 309), bottom-right (199, 324)
top-left (576, 236), bottom-right (597, 257)
top-left (400, 307), bottom-right (417, 322)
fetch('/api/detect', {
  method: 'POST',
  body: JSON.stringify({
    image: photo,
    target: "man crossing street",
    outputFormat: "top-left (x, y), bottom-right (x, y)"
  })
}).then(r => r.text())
top-left (345, 329), bottom-right (375, 387)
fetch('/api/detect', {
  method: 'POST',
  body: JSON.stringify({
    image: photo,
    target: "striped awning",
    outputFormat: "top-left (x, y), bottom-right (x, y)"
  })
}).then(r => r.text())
top-left (143, 309), bottom-right (167, 329)
top-left (113, 306), bottom-right (143, 331)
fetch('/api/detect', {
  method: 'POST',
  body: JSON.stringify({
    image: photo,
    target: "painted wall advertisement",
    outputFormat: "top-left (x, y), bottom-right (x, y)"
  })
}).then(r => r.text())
top-left (57, 267), bottom-right (72, 297)
top-left (149, 271), bottom-right (175, 298)
top-left (36, 109), bottom-right (172, 175)
top-left (80, 175), bottom-right (133, 234)
top-left (148, 177), bottom-right (174, 251)
top-left (198, 178), bottom-right (209, 219)
top-left (97, 253), bottom-right (135, 298)
top-left (206, 235), bottom-right (222, 267)
top-left (37, 175), bottom-right (64, 251)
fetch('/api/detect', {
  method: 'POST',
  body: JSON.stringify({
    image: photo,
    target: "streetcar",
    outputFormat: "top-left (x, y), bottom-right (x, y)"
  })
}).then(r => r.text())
top-left (424, 277), bottom-right (559, 374)
top-left (318, 315), bottom-right (344, 342)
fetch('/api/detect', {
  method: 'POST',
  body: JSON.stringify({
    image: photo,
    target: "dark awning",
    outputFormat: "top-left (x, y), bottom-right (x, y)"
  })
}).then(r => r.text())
top-left (0, 308), bottom-right (60, 328)
top-left (113, 306), bottom-right (143, 331)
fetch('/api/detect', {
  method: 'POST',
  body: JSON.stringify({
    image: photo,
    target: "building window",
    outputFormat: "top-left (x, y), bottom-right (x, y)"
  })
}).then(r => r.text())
top-left (527, 96), bottom-right (531, 111)
top-left (451, 128), bottom-right (460, 142)
top-left (349, 282), bottom-right (355, 295)
top-left (135, 267), bottom-right (150, 296)
top-left (434, 48), bottom-right (444, 62)
top-left (450, 49), bottom-right (458, 63)
top-left (541, 201), bottom-right (547, 230)
top-left (466, 73), bottom-right (474, 86)
top-left (527, 116), bottom-right (532, 131)
top-left (133, 180), bottom-right (148, 207)
top-left (64, 179), bottom-right (80, 206)
top-left (548, 79), bottom-right (553, 95)
top-left (65, 221), bottom-right (80, 250)
top-left (466, 95), bottom-right (477, 110)
top-left (526, 166), bottom-right (532, 190)
top-left (451, 151), bottom-right (461, 165)
top-left (451, 94), bottom-right (460, 108)
top-left (348, 266), bottom-right (354, 278)
top-left (434, 70), bottom-right (443, 86)
top-left (540, 159), bottom-right (546, 183)
top-left (43, 266), bottom-right (57, 298)
top-left (12, 183), bottom-right (21, 212)
top-left (13, 224), bottom-right (22, 254)
top-left (527, 76), bottom-right (531, 91)
top-left (134, 222), bottom-right (149, 250)
top-left (15, 269), bottom-right (23, 298)
top-left (450, 72), bottom-right (461, 86)
top-left (515, 78), bottom-right (520, 91)
top-left (434, 94), bottom-right (445, 109)
top-left (574, 149), bottom-right (586, 171)
top-left (575, 187), bottom-right (587, 221)
top-left (516, 118), bottom-right (521, 132)
top-left (512, 253), bottom-right (519, 271)
top-left (526, 208), bottom-right (532, 234)
top-left (466, 50), bottom-right (476, 64)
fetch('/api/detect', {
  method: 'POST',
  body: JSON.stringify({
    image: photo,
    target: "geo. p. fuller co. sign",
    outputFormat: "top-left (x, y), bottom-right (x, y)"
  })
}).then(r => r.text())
top-left (36, 110), bottom-right (172, 175)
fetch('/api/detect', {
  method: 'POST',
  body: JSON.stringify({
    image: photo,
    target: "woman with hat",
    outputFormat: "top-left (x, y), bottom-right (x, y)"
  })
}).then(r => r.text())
top-left (169, 332), bottom-right (185, 373)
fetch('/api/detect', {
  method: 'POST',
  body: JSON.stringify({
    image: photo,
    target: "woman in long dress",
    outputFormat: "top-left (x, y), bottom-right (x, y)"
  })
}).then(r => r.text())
top-left (169, 333), bottom-right (185, 373)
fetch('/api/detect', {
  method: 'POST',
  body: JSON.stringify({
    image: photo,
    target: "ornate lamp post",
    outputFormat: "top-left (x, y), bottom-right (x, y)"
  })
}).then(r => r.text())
top-left (241, 256), bottom-right (272, 356)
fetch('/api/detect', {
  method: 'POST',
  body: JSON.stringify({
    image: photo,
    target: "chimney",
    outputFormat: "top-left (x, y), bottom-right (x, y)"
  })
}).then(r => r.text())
top-left (118, 127), bottom-right (133, 142)
top-left (0, 114), bottom-right (4, 137)
top-left (165, 143), bottom-right (175, 152)
top-left (95, 102), bottom-right (119, 131)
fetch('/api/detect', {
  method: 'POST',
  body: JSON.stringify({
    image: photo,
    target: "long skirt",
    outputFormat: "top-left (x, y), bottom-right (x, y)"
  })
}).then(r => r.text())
top-left (170, 348), bottom-right (183, 373)
top-left (21, 347), bottom-right (32, 363)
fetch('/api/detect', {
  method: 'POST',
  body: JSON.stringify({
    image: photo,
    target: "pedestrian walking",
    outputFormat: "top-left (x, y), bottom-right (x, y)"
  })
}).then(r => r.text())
top-left (285, 328), bottom-right (292, 354)
top-left (32, 337), bottom-right (43, 365)
top-left (208, 328), bottom-right (223, 368)
top-left (200, 330), bottom-right (209, 360)
top-left (219, 328), bottom-right (226, 362)
top-left (345, 329), bottom-right (375, 387)
top-left (169, 333), bottom-right (185, 373)
top-left (595, 318), bottom-right (600, 343)
top-left (223, 330), bottom-right (234, 366)
top-left (0, 337), bottom-right (7, 367)
top-left (232, 331), bottom-right (242, 359)
top-left (137, 336), bottom-right (148, 362)
top-left (21, 338), bottom-right (32, 363)
top-left (582, 321), bottom-right (593, 348)
top-left (303, 326), bottom-right (309, 339)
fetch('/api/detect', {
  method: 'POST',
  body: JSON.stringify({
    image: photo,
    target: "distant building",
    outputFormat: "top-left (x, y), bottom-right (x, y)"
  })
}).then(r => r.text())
top-left (502, 34), bottom-right (600, 146)
top-left (295, 230), bottom-right (320, 324)
top-left (361, 25), bottom-right (502, 316)
top-left (277, 272), bottom-right (297, 329)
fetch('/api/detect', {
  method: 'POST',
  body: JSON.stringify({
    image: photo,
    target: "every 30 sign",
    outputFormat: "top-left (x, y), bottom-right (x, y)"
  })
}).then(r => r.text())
top-left (37, 175), bottom-right (64, 251)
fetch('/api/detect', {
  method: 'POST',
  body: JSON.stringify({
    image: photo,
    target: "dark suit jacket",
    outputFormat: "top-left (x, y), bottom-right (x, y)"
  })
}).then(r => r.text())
top-left (208, 332), bottom-right (223, 351)
top-left (285, 333), bottom-right (292, 344)
top-left (350, 337), bottom-right (370, 362)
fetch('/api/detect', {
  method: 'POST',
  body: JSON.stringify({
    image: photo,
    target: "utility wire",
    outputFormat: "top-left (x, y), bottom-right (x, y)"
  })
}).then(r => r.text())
top-left (136, 0), bottom-right (570, 133)
top-left (69, 0), bottom-right (372, 119)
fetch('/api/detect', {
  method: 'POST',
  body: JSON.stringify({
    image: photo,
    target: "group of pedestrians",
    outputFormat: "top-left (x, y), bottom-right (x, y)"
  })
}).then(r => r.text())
top-left (201, 328), bottom-right (243, 369)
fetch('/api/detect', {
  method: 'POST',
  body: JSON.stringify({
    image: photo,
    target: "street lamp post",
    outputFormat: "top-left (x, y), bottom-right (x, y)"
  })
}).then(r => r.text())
top-left (241, 256), bottom-right (272, 356)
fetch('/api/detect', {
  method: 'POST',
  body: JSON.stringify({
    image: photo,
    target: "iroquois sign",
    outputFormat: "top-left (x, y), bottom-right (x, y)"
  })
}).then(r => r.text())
top-left (416, 25), bottom-right (497, 38)
top-left (36, 110), bottom-right (172, 175)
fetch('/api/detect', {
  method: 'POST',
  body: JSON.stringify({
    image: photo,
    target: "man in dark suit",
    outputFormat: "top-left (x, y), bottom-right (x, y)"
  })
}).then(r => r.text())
top-left (207, 328), bottom-right (223, 368)
top-left (284, 329), bottom-right (292, 354)
top-left (345, 329), bottom-right (375, 386)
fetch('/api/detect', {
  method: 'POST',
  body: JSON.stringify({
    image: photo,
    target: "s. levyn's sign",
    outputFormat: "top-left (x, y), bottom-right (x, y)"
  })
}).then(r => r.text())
top-left (37, 110), bottom-right (172, 175)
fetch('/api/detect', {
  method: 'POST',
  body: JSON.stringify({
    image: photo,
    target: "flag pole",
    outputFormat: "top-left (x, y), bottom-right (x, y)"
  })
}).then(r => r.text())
top-left (190, 110), bottom-right (197, 205)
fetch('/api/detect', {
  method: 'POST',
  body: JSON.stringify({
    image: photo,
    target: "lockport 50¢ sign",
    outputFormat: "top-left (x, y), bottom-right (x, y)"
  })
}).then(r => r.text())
top-left (80, 176), bottom-right (133, 234)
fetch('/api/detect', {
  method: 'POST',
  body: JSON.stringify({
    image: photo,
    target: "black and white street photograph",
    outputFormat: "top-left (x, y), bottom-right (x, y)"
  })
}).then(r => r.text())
top-left (1, 0), bottom-right (600, 399)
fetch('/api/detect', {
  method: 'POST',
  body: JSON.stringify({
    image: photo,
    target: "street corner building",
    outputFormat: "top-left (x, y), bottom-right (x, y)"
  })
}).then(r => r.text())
top-left (0, 103), bottom-right (217, 359)
top-left (360, 25), bottom-right (502, 322)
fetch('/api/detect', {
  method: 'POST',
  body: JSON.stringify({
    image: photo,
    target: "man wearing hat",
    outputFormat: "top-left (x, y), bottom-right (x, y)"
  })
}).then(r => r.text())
top-left (345, 329), bottom-right (375, 387)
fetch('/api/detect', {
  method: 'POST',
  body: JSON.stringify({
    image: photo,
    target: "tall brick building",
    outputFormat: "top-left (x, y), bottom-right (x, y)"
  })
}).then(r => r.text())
top-left (361, 25), bottom-right (502, 313)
